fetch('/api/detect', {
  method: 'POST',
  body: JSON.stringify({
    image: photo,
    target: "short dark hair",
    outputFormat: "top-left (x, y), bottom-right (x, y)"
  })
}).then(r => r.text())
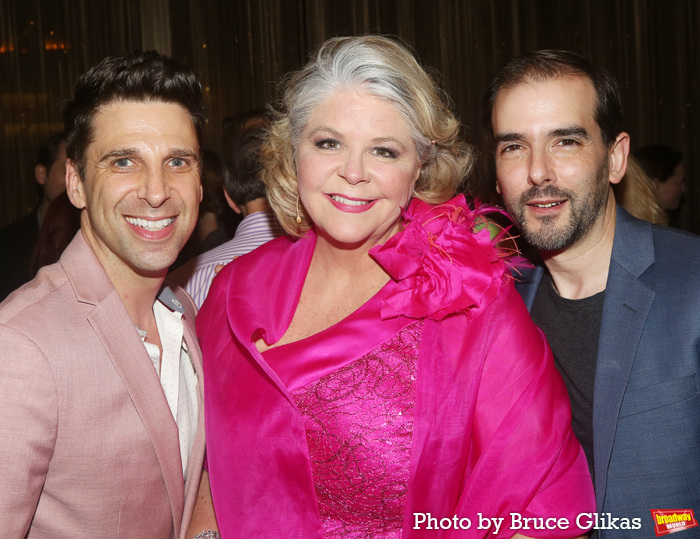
top-left (36, 132), bottom-right (66, 169)
top-left (483, 49), bottom-right (624, 149)
top-left (63, 50), bottom-right (204, 178)
top-left (221, 110), bottom-right (267, 140)
top-left (633, 144), bottom-right (683, 183)
top-left (223, 123), bottom-right (267, 207)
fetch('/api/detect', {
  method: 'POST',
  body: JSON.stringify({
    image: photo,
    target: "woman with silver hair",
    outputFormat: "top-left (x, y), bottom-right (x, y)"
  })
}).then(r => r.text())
top-left (190, 36), bottom-right (593, 538)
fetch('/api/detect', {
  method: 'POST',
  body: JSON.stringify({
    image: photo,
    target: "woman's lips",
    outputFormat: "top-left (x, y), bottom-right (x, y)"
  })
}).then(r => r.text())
top-left (327, 194), bottom-right (377, 213)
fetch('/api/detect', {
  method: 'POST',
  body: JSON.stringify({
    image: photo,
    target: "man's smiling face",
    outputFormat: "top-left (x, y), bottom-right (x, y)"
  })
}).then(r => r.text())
top-left (492, 75), bottom-right (615, 252)
top-left (67, 100), bottom-right (202, 282)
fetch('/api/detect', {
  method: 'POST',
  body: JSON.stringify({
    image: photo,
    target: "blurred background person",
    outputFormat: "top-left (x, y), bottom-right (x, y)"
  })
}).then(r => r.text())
top-left (195, 149), bottom-right (233, 253)
top-left (633, 144), bottom-right (686, 226)
top-left (613, 155), bottom-right (668, 226)
top-left (171, 112), bottom-right (270, 272)
top-left (201, 109), bottom-right (271, 251)
top-left (29, 190), bottom-right (81, 277)
top-left (34, 132), bottom-right (69, 225)
top-left (0, 132), bottom-right (67, 300)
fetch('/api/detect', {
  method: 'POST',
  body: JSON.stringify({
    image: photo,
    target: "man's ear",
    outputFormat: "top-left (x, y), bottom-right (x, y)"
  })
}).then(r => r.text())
top-left (35, 164), bottom-right (47, 186)
top-left (66, 159), bottom-right (87, 209)
top-left (608, 132), bottom-right (630, 186)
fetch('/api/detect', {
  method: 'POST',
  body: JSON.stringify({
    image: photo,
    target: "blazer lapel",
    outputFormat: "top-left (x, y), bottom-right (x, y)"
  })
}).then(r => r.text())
top-left (88, 291), bottom-right (185, 534)
top-left (592, 208), bottom-right (655, 509)
top-left (62, 233), bottom-right (185, 535)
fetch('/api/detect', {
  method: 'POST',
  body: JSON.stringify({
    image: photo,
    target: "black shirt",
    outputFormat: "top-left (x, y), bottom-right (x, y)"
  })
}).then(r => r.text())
top-left (530, 272), bottom-right (604, 487)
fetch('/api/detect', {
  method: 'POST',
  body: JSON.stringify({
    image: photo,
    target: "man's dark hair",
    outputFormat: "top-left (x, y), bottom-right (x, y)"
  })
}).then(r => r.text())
top-left (36, 132), bottom-right (66, 170)
top-left (483, 49), bottom-right (624, 149)
top-left (223, 123), bottom-right (268, 207)
top-left (62, 50), bottom-right (204, 178)
top-left (633, 144), bottom-right (683, 183)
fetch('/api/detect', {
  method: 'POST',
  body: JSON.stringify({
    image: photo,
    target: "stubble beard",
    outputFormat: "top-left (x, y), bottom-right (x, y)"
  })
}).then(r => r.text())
top-left (508, 159), bottom-right (610, 252)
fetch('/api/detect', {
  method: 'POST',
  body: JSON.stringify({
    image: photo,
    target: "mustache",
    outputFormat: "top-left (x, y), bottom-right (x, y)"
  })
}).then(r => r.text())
top-left (518, 184), bottom-right (573, 205)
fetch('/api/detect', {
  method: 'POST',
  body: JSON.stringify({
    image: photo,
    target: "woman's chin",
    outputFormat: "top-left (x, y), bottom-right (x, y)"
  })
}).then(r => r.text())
top-left (314, 221), bottom-right (402, 252)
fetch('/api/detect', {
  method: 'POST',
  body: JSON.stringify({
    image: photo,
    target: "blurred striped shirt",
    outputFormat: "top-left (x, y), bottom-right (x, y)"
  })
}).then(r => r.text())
top-left (168, 211), bottom-right (284, 308)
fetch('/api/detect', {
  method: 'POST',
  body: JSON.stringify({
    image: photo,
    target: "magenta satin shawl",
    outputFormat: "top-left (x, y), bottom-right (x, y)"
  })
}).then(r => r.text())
top-left (197, 195), bottom-right (595, 537)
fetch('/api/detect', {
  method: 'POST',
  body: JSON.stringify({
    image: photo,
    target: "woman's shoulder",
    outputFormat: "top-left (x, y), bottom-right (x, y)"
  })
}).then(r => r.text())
top-left (370, 194), bottom-right (526, 322)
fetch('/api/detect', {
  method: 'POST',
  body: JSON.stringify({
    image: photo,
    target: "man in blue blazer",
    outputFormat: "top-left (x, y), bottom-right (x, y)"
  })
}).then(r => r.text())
top-left (484, 50), bottom-right (700, 538)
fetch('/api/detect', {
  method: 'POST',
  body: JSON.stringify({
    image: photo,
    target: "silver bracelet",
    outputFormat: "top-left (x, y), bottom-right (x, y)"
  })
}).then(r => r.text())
top-left (193, 531), bottom-right (221, 539)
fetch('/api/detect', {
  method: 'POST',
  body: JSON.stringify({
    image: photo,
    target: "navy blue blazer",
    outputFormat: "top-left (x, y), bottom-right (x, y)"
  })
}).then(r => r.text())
top-left (516, 207), bottom-right (700, 538)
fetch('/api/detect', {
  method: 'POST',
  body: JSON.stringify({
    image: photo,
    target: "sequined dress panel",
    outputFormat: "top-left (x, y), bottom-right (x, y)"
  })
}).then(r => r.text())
top-left (290, 321), bottom-right (423, 538)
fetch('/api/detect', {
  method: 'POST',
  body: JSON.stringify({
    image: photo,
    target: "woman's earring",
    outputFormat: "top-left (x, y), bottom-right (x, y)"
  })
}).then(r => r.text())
top-left (296, 196), bottom-right (302, 224)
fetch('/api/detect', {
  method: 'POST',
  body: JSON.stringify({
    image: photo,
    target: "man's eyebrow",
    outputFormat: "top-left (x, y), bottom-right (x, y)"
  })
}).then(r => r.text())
top-left (494, 126), bottom-right (593, 145)
top-left (549, 126), bottom-right (591, 140)
top-left (494, 133), bottom-right (523, 144)
top-left (169, 148), bottom-right (199, 161)
top-left (98, 148), bottom-right (139, 162)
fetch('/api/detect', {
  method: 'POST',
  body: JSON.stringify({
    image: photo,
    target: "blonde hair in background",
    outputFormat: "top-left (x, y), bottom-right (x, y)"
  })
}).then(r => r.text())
top-left (614, 155), bottom-right (668, 226)
top-left (261, 35), bottom-right (475, 237)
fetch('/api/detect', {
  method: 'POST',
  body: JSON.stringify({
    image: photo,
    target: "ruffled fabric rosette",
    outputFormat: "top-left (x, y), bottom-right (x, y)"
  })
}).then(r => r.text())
top-left (370, 194), bottom-right (525, 321)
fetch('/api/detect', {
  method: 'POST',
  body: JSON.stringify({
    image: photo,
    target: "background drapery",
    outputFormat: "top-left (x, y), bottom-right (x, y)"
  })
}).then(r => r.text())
top-left (1, 0), bottom-right (697, 231)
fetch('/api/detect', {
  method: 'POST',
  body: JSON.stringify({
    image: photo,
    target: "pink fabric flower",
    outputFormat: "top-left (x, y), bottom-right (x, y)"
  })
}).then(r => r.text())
top-left (371, 195), bottom-right (522, 321)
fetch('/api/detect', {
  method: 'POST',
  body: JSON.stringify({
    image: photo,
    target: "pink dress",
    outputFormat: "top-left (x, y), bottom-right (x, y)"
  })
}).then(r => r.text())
top-left (268, 321), bottom-right (424, 537)
top-left (197, 195), bottom-right (595, 538)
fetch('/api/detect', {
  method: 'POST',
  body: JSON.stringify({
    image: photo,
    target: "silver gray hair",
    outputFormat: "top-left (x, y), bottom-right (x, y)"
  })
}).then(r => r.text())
top-left (262, 35), bottom-right (474, 236)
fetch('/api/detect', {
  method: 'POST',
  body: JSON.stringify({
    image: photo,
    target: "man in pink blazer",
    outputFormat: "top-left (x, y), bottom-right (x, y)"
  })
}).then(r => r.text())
top-left (0, 51), bottom-right (206, 537)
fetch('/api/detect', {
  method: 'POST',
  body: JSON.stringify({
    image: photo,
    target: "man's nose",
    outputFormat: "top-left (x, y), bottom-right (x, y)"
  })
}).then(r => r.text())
top-left (139, 168), bottom-right (171, 207)
top-left (528, 148), bottom-right (554, 187)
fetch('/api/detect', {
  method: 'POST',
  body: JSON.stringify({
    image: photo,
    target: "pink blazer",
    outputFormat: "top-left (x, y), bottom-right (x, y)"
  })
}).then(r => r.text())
top-left (0, 232), bottom-right (205, 538)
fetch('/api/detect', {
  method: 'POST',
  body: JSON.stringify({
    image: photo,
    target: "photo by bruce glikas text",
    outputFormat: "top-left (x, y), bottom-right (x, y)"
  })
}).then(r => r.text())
top-left (412, 512), bottom-right (642, 533)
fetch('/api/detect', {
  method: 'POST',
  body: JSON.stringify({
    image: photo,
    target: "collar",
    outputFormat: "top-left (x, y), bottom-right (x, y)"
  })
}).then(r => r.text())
top-left (611, 205), bottom-right (655, 278)
top-left (158, 286), bottom-right (186, 314)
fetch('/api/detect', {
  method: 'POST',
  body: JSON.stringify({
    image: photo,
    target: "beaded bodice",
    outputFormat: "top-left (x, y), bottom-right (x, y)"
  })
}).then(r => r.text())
top-left (290, 321), bottom-right (423, 538)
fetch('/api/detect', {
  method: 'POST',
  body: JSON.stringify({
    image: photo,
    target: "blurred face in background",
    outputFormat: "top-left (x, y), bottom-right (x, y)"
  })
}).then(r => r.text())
top-left (654, 162), bottom-right (685, 211)
top-left (37, 141), bottom-right (68, 204)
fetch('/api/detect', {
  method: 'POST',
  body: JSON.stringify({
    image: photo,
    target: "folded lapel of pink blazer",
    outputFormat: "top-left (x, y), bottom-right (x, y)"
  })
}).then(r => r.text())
top-left (65, 233), bottom-right (186, 536)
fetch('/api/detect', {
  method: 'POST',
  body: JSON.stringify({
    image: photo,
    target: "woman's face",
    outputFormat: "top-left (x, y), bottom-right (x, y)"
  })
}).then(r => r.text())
top-left (295, 89), bottom-right (422, 250)
top-left (654, 162), bottom-right (686, 211)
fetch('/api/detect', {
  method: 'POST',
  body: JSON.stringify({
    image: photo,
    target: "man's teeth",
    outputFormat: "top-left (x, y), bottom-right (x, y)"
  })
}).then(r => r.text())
top-left (331, 195), bottom-right (370, 206)
top-left (532, 201), bottom-right (564, 208)
top-left (125, 217), bottom-right (175, 231)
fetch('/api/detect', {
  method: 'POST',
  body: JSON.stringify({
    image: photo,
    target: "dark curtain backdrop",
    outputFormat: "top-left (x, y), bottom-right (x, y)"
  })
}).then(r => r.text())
top-left (1, 0), bottom-right (697, 231)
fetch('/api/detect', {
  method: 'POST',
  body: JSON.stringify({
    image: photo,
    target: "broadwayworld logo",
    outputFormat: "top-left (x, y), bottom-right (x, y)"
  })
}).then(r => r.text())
top-left (651, 509), bottom-right (699, 536)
